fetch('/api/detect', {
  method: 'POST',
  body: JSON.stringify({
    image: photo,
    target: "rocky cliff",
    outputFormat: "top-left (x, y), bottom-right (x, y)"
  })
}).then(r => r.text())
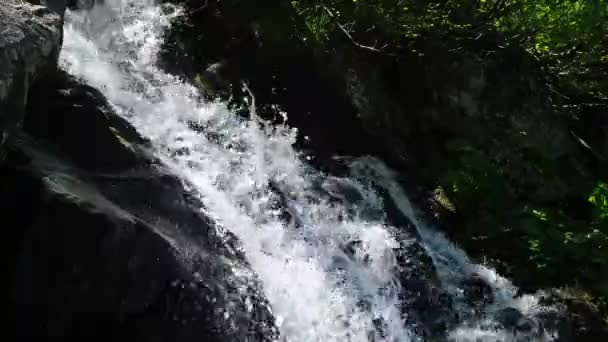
top-left (0, 0), bottom-right (64, 161)
top-left (2, 2), bottom-right (278, 340)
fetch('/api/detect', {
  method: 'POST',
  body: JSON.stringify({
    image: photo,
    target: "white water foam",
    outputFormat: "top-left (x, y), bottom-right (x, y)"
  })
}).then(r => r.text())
top-left (60, 1), bottom-right (415, 341)
top-left (349, 157), bottom-right (560, 341)
top-left (59, 1), bottom-right (560, 341)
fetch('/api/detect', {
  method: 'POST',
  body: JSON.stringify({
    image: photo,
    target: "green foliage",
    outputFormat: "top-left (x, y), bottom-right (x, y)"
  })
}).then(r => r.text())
top-left (443, 140), bottom-right (515, 216)
top-left (289, 2), bottom-right (332, 42)
top-left (285, 0), bottom-right (608, 323)
top-left (288, 0), bottom-right (474, 47)
top-left (490, 0), bottom-right (608, 97)
top-left (288, 0), bottom-right (607, 97)
top-left (520, 205), bottom-right (608, 286)
top-left (441, 140), bottom-right (608, 297)
top-left (589, 182), bottom-right (608, 220)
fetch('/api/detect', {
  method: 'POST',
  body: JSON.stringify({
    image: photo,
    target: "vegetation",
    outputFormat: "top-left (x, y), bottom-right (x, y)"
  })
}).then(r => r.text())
top-left (289, 0), bottom-right (607, 96)
top-left (283, 0), bottom-right (608, 323)
top-left (169, 0), bottom-right (608, 331)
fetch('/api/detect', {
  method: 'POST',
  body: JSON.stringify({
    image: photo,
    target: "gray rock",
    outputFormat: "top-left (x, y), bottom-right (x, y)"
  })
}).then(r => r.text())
top-left (42, 0), bottom-right (67, 16)
top-left (0, 0), bottom-right (63, 161)
top-left (5, 137), bottom-right (278, 340)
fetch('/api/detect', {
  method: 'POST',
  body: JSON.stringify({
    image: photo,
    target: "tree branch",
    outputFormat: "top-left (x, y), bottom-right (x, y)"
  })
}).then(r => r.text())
top-left (320, 4), bottom-right (393, 55)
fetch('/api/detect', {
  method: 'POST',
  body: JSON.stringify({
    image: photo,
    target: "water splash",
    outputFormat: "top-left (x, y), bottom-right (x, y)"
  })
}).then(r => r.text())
top-left (60, 1), bottom-right (415, 341)
top-left (59, 1), bottom-right (562, 341)
top-left (349, 157), bottom-right (560, 341)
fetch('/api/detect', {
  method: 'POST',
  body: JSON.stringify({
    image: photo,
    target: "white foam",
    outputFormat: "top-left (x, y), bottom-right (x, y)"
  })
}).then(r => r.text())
top-left (59, 1), bottom-right (559, 341)
top-left (349, 156), bottom-right (559, 341)
top-left (60, 1), bottom-right (415, 341)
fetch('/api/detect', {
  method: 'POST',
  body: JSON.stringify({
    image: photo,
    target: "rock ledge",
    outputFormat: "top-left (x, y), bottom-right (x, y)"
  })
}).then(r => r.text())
top-left (0, 0), bottom-right (63, 159)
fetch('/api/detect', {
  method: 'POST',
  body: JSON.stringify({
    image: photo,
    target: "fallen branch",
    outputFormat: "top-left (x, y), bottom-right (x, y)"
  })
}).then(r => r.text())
top-left (320, 4), bottom-right (393, 55)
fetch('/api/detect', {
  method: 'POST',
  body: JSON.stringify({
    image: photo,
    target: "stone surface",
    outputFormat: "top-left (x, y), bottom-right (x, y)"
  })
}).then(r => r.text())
top-left (160, 0), bottom-right (376, 162)
top-left (24, 69), bottom-right (149, 172)
top-left (42, 0), bottom-right (67, 16)
top-left (4, 70), bottom-right (278, 340)
top-left (0, 0), bottom-right (63, 161)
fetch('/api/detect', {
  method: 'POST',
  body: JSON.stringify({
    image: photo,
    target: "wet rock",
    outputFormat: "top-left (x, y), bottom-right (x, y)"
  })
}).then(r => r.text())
top-left (195, 60), bottom-right (231, 95)
top-left (0, 0), bottom-right (63, 161)
top-left (24, 69), bottom-right (149, 172)
top-left (461, 274), bottom-right (494, 306)
top-left (495, 307), bottom-right (525, 329)
top-left (266, 179), bottom-right (302, 228)
top-left (494, 307), bottom-right (543, 339)
top-left (389, 226), bottom-right (454, 339)
top-left (5, 149), bottom-right (276, 341)
top-left (5, 71), bottom-right (278, 341)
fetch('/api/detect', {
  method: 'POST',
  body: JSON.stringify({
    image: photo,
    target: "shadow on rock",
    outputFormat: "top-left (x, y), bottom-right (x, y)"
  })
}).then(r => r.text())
top-left (4, 69), bottom-right (278, 341)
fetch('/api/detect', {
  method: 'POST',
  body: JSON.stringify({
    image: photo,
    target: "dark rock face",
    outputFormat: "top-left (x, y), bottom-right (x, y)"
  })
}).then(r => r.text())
top-left (160, 0), bottom-right (377, 162)
top-left (394, 235), bottom-right (454, 339)
top-left (381, 192), bottom-right (455, 339)
top-left (0, 0), bottom-right (63, 161)
top-left (24, 69), bottom-right (149, 172)
top-left (461, 274), bottom-right (494, 307)
top-left (493, 307), bottom-right (546, 340)
top-left (5, 70), bottom-right (278, 341)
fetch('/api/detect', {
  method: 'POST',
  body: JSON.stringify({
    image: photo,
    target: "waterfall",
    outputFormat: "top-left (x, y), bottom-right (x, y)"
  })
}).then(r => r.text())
top-left (59, 1), bottom-right (560, 341)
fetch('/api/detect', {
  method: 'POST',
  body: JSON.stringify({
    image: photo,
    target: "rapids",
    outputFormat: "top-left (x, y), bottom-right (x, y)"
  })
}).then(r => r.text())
top-left (59, 1), bottom-right (560, 341)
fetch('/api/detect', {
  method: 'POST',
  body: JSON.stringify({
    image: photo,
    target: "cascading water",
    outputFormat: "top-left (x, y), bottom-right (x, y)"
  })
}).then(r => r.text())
top-left (59, 1), bottom-right (560, 341)
top-left (349, 159), bottom-right (561, 341)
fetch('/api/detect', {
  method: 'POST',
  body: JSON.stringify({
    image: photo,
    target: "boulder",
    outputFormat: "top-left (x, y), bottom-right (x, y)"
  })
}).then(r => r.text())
top-left (461, 273), bottom-right (494, 307)
top-left (494, 307), bottom-right (544, 340)
top-left (0, 0), bottom-right (63, 161)
top-left (4, 70), bottom-right (278, 340)
top-left (24, 69), bottom-right (149, 172)
top-left (390, 221), bottom-right (455, 339)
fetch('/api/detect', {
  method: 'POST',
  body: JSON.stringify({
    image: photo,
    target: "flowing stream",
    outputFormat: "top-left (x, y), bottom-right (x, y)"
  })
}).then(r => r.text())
top-left (59, 1), bottom-right (560, 341)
